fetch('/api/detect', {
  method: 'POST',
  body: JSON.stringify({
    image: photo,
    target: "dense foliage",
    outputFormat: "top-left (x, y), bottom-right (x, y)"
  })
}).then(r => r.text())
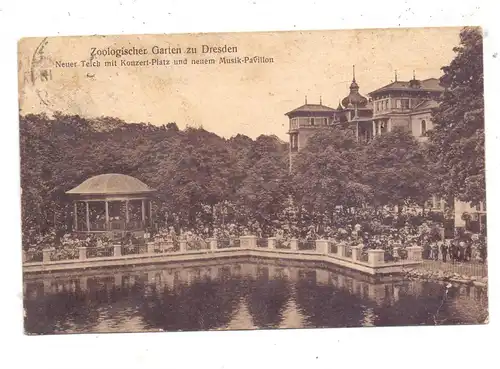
top-left (20, 113), bottom-right (432, 241)
top-left (20, 114), bottom-right (288, 236)
top-left (427, 27), bottom-right (485, 205)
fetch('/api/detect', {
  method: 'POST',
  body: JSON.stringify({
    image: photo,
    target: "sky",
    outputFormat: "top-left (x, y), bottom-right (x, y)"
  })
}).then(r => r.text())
top-left (18, 27), bottom-right (461, 140)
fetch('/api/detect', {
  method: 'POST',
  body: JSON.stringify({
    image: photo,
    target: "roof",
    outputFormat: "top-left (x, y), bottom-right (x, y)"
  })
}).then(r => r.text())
top-left (341, 91), bottom-right (368, 108)
top-left (66, 173), bottom-right (156, 196)
top-left (342, 105), bottom-right (373, 111)
top-left (368, 78), bottom-right (444, 96)
top-left (351, 117), bottom-right (373, 123)
top-left (413, 99), bottom-right (439, 111)
top-left (285, 104), bottom-right (336, 116)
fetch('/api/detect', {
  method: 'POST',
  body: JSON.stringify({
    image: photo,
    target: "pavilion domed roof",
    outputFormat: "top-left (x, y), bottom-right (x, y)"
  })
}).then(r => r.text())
top-left (66, 173), bottom-right (155, 196)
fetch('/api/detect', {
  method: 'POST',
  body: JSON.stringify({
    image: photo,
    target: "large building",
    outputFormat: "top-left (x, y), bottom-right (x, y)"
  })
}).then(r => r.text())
top-left (285, 68), bottom-right (485, 234)
top-left (286, 68), bottom-right (443, 170)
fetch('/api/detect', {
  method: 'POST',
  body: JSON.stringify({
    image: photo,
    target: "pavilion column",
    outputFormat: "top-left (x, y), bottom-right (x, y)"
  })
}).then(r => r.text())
top-left (387, 119), bottom-right (392, 133)
top-left (105, 201), bottom-right (109, 230)
top-left (355, 121), bottom-right (359, 141)
top-left (149, 200), bottom-right (153, 227)
top-left (372, 121), bottom-right (377, 137)
top-left (85, 201), bottom-right (90, 232)
top-left (141, 199), bottom-right (146, 225)
top-left (378, 121), bottom-right (382, 136)
top-left (125, 200), bottom-right (130, 223)
top-left (73, 202), bottom-right (78, 231)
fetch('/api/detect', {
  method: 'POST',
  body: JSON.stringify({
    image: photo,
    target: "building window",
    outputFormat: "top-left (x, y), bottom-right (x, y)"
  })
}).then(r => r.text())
top-left (310, 118), bottom-right (314, 126)
top-left (324, 117), bottom-right (328, 125)
top-left (291, 134), bottom-right (298, 152)
top-left (401, 99), bottom-right (410, 109)
top-left (314, 117), bottom-right (324, 125)
top-left (396, 99), bottom-right (401, 109)
top-left (421, 120), bottom-right (427, 136)
top-left (385, 100), bottom-right (389, 110)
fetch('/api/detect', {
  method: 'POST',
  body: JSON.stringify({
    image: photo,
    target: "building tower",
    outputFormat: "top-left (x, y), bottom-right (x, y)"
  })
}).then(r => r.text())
top-left (285, 96), bottom-right (337, 173)
top-left (339, 65), bottom-right (373, 142)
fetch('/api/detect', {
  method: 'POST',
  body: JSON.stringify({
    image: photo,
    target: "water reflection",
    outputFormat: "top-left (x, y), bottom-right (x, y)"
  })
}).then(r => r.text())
top-left (24, 261), bottom-right (488, 334)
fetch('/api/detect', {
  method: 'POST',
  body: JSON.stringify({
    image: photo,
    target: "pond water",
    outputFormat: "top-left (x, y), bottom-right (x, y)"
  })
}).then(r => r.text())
top-left (24, 261), bottom-right (488, 334)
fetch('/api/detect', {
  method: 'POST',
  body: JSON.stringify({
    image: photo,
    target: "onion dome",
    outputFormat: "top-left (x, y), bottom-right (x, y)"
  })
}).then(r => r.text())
top-left (341, 65), bottom-right (368, 108)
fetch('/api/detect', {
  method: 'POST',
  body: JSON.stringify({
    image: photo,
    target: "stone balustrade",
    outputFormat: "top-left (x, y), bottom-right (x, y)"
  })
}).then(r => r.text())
top-left (393, 246), bottom-right (400, 258)
top-left (407, 246), bottom-right (423, 261)
top-left (315, 239), bottom-right (329, 254)
top-left (78, 247), bottom-right (87, 261)
top-left (367, 249), bottom-right (385, 267)
top-left (351, 244), bottom-right (363, 261)
top-left (42, 248), bottom-right (54, 263)
top-left (207, 238), bottom-right (217, 251)
top-left (179, 239), bottom-right (187, 253)
top-left (239, 235), bottom-right (257, 249)
top-left (23, 236), bottom-right (424, 275)
top-left (267, 237), bottom-right (276, 249)
top-left (337, 242), bottom-right (347, 257)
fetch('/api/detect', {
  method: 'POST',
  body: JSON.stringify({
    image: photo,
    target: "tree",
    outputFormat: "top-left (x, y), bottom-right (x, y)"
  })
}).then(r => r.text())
top-left (362, 128), bottom-right (433, 209)
top-left (236, 154), bottom-right (289, 226)
top-left (427, 27), bottom-right (485, 205)
top-left (19, 112), bottom-right (291, 239)
top-left (292, 128), bottom-right (370, 226)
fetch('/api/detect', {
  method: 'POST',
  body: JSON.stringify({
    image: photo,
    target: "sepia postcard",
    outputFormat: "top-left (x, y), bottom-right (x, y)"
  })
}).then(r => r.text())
top-left (18, 27), bottom-right (487, 335)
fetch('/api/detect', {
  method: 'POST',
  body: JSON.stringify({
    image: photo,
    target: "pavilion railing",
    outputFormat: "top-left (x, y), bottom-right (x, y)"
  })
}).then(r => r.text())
top-left (126, 220), bottom-right (143, 231)
top-left (90, 222), bottom-right (106, 231)
top-left (110, 221), bottom-right (125, 231)
top-left (77, 223), bottom-right (87, 232)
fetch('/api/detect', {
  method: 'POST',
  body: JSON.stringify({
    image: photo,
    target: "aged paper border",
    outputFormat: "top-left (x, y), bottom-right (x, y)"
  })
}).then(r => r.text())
top-left (1, 1), bottom-right (499, 369)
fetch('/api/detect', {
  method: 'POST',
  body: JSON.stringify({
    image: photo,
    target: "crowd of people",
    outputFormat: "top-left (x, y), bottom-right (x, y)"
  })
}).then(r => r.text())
top-left (24, 206), bottom-right (487, 264)
top-left (422, 233), bottom-right (487, 263)
top-left (146, 207), bottom-right (487, 263)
